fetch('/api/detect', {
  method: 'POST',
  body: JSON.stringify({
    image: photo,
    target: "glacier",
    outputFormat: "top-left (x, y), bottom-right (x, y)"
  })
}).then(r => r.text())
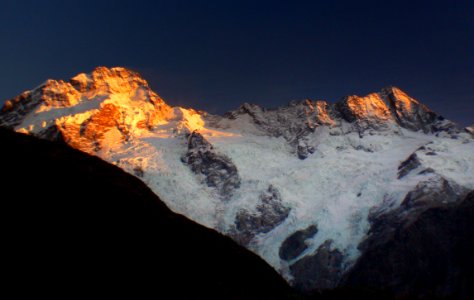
top-left (1, 66), bottom-right (473, 290)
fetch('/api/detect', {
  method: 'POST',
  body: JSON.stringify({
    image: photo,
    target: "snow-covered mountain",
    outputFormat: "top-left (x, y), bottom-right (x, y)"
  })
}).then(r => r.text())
top-left (1, 66), bottom-right (473, 292)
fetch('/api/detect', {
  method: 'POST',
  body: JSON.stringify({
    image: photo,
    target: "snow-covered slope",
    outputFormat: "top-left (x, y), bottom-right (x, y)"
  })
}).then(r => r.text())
top-left (466, 124), bottom-right (474, 136)
top-left (1, 66), bottom-right (473, 291)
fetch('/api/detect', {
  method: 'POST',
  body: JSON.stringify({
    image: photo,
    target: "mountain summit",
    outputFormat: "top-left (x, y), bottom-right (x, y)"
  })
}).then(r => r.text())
top-left (1, 67), bottom-right (473, 297)
top-left (0, 67), bottom-right (457, 155)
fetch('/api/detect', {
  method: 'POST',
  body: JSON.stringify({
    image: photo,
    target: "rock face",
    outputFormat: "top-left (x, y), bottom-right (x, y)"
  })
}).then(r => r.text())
top-left (182, 131), bottom-right (241, 200)
top-left (288, 174), bottom-right (471, 295)
top-left (380, 87), bottom-right (438, 132)
top-left (290, 174), bottom-right (474, 299)
top-left (231, 185), bottom-right (291, 246)
top-left (335, 93), bottom-right (394, 132)
top-left (0, 91), bottom-right (42, 128)
top-left (364, 175), bottom-right (467, 250)
top-left (397, 153), bottom-right (422, 179)
top-left (225, 100), bottom-right (335, 159)
top-left (221, 85), bottom-right (460, 148)
top-left (290, 240), bottom-right (345, 291)
top-left (466, 125), bottom-right (474, 136)
top-left (1, 67), bottom-right (172, 153)
top-left (1, 66), bottom-right (474, 298)
top-left (279, 224), bottom-right (318, 261)
top-left (401, 175), bottom-right (463, 209)
top-left (342, 190), bottom-right (474, 299)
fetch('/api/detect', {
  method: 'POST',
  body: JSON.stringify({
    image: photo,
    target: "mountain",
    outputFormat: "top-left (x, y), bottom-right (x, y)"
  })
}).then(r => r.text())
top-left (342, 189), bottom-right (474, 299)
top-left (1, 66), bottom-right (473, 297)
top-left (466, 124), bottom-right (474, 136)
top-left (1, 127), bottom-right (294, 299)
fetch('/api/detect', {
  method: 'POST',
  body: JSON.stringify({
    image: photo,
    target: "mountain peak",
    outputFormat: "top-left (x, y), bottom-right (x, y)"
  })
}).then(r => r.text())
top-left (329, 87), bottom-right (452, 134)
top-left (0, 66), bottom-right (174, 153)
top-left (0, 68), bottom-right (473, 297)
top-left (1, 66), bottom-right (166, 115)
top-left (0, 67), bottom-right (463, 157)
top-left (380, 86), bottom-right (439, 132)
top-left (70, 66), bottom-right (149, 93)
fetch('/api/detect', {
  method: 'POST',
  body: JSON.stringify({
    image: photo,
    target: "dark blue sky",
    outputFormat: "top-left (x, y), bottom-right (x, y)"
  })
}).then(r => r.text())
top-left (1, 0), bottom-right (473, 125)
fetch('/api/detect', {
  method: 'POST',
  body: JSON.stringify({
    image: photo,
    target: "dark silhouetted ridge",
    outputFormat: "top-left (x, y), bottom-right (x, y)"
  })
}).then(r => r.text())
top-left (0, 128), bottom-right (293, 299)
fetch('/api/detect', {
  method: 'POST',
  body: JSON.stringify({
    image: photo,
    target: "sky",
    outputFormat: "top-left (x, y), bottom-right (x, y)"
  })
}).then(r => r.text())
top-left (1, 0), bottom-right (473, 126)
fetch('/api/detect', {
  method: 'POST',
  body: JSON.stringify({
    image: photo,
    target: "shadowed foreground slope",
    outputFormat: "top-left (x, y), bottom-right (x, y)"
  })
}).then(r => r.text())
top-left (2, 127), bottom-right (474, 300)
top-left (1, 128), bottom-right (293, 299)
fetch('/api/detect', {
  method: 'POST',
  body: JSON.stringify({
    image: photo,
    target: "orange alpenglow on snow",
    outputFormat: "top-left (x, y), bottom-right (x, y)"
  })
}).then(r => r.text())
top-left (0, 67), bottom-right (241, 154)
top-left (0, 66), bottom-right (472, 294)
top-left (344, 93), bottom-right (392, 121)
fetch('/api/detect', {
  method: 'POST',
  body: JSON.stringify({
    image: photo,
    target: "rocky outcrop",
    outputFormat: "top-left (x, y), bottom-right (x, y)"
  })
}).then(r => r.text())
top-left (36, 124), bottom-right (66, 142)
top-left (230, 185), bottom-right (291, 246)
top-left (364, 175), bottom-right (467, 250)
top-left (397, 153), bottom-right (422, 179)
top-left (223, 86), bottom-right (461, 156)
top-left (279, 224), bottom-right (318, 261)
top-left (335, 93), bottom-right (393, 132)
top-left (466, 125), bottom-right (474, 136)
top-left (342, 190), bottom-right (474, 299)
top-left (401, 175), bottom-right (463, 210)
top-left (182, 131), bottom-right (241, 200)
top-left (225, 99), bottom-right (336, 159)
top-left (290, 240), bottom-right (345, 292)
top-left (0, 91), bottom-right (41, 129)
top-left (380, 86), bottom-right (439, 133)
top-left (340, 175), bottom-right (469, 296)
top-left (288, 175), bottom-right (469, 295)
top-left (330, 86), bottom-right (461, 136)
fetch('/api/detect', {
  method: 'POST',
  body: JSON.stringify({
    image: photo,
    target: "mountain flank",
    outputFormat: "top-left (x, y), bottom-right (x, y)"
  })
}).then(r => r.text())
top-left (1, 128), bottom-right (293, 299)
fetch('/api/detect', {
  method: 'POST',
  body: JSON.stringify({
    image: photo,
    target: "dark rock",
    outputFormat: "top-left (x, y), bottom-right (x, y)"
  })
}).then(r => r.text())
top-left (363, 175), bottom-right (466, 252)
top-left (133, 166), bottom-right (144, 177)
top-left (418, 167), bottom-right (435, 175)
top-left (182, 131), bottom-right (241, 200)
top-left (381, 86), bottom-right (438, 133)
top-left (0, 91), bottom-right (41, 129)
top-left (290, 240), bottom-right (345, 292)
top-left (334, 98), bottom-right (358, 124)
top-left (342, 175), bottom-right (471, 299)
top-left (397, 153), bottom-right (421, 179)
top-left (297, 144), bottom-right (315, 160)
top-left (225, 102), bottom-right (266, 125)
top-left (225, 100), bottom-right (328, 159)
top-left (401, 176), bottom-right (461, 209)
top-left (231, 185), bottom-right (291, 246)
top-left (432, 118), bottom-right (460, 135)
top-left (342, 190), bottom-right (474, 299)
top-left (37, 124), bottom-right (66, 142)
top-left (279, 225), bottom-right (318, 261)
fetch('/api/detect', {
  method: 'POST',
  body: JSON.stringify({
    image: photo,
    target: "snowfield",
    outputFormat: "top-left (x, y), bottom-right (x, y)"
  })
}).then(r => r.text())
top-left (1, 66), bottom-right (473, 287)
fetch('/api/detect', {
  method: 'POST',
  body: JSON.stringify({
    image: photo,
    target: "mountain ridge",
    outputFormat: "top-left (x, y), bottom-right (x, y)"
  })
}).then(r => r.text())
top-left (0, 66), bottom-right (459, 140)
top-left (1, 66), bottom-right (473, 297)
